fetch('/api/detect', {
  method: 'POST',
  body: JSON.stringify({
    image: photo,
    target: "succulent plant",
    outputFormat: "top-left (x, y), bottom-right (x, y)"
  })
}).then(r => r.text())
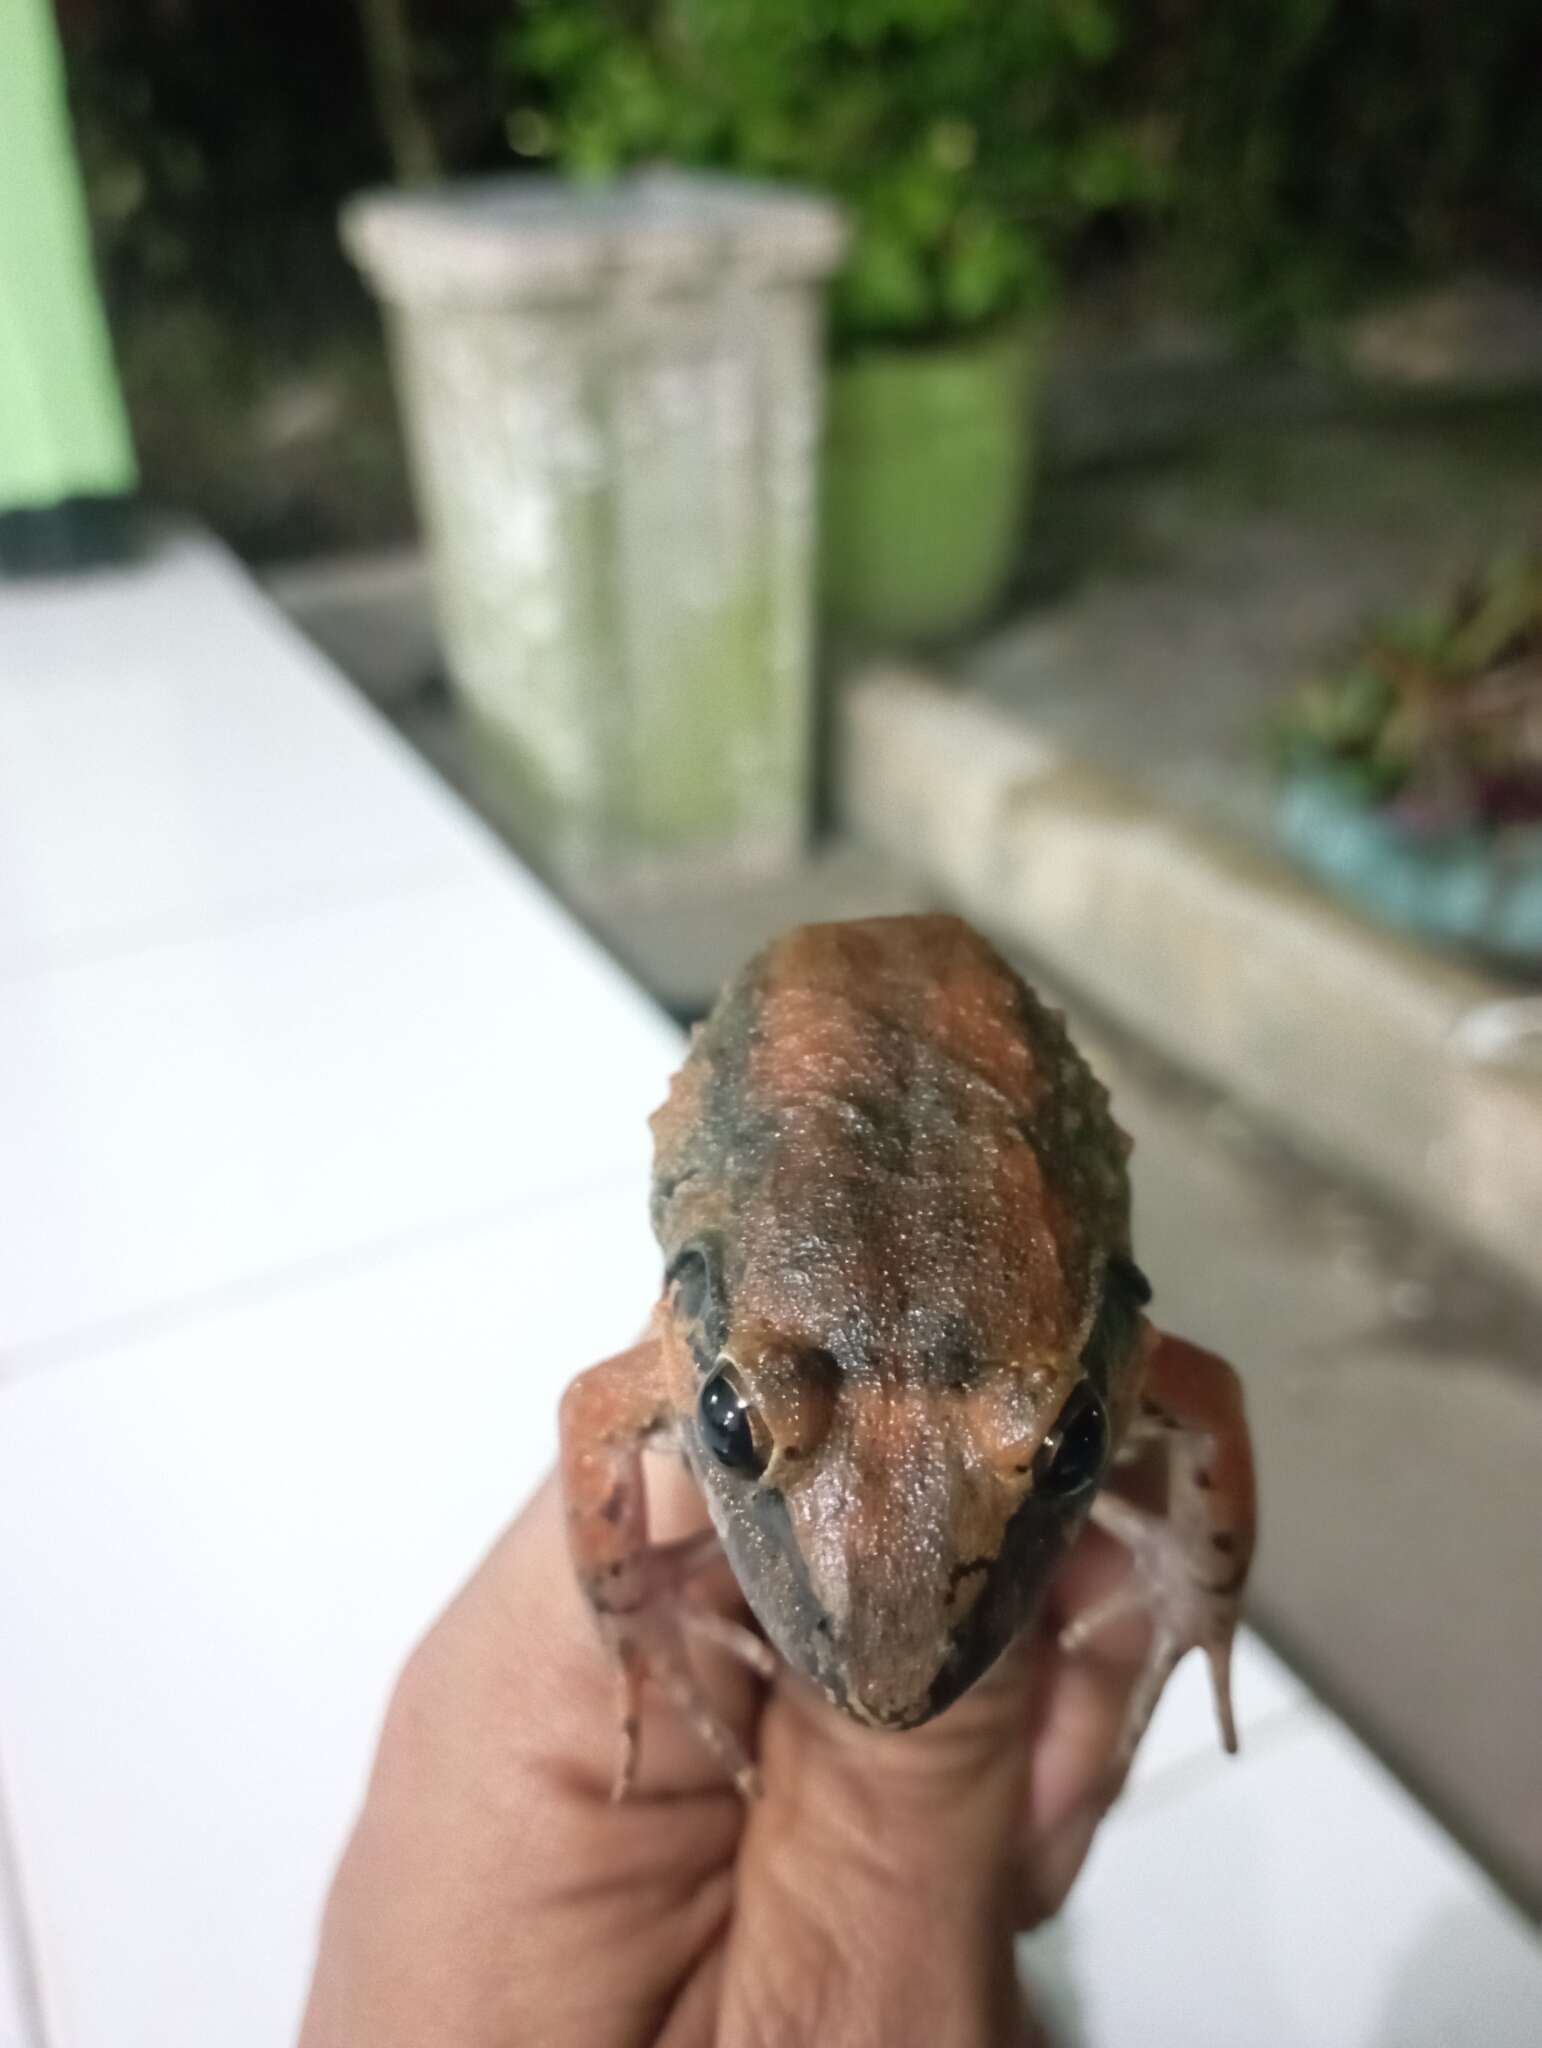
top-left (1276, 551), bottom-right (1542, 834)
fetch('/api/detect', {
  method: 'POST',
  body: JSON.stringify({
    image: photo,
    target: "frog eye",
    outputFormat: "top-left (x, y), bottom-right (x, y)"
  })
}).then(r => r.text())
top-left (1034, 1385), bottom-right (1109, 1499)
top-left (698, 1362), bottom-right (769, 1478)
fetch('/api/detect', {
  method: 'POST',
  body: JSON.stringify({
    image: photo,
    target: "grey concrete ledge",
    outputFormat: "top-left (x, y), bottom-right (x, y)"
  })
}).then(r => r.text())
top-left (840, 665), bottom-right (1542, 1300)
top-left (265, 549), bottom-right (437, 709)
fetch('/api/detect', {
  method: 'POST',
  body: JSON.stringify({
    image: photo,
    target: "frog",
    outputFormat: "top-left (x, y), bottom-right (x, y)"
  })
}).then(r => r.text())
top-left (559, 914), bottom-right (1256, 1797)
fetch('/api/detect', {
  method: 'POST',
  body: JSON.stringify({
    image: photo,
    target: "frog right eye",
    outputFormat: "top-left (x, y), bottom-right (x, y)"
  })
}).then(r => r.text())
top-left (698, 1362), bottom-right (769, 1478)
top-left (1034, 1384), bottom-right (1109, 1499)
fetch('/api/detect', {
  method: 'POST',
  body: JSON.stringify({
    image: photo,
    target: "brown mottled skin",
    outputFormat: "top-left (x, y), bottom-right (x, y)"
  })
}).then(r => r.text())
top-left (560, 916), bottom-right (1255, 1795)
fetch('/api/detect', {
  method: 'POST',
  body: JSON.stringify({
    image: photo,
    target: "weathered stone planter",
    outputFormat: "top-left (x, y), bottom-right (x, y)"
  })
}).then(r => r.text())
top-left (343, 172), bottom-right (846, 895)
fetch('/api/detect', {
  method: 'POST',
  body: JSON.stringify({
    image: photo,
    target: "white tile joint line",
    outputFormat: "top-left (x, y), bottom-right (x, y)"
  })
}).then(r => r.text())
top-left (0, 1742), bottom-right (49, 2048)
top-left (0, 1163), bottom-right (652, 1390)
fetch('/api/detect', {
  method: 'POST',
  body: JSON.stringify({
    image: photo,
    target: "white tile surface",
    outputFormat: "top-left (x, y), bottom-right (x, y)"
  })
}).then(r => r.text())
top-left (0, 1972), bottom-right (31, 2048)
top-left (1126, 1630), bottom-right (1304, 1798)
top-left (0, 1186), bottom-right (658, 2048)
top-left (0, 533), bottom-right (488, 975)
top-left (0, 1820), bottom-right (39, 2048)
top-left (0, 1955), bottom-right (34, 2048)
top-left (0, 874), bottom-right (680, 1366)
top-left (1022, 1706), bottom-right (1542, 2048)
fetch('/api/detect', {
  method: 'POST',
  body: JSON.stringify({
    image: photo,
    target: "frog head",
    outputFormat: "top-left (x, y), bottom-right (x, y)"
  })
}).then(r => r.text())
top-left (659, 1236), bottom-right (1148, 1729)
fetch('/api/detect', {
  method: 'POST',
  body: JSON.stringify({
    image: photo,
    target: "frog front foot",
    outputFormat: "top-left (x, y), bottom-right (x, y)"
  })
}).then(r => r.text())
top-left (1059, 1333), bottom-right (1256, 1776)
top-left (560, 1336), bottom-right (776, 1801)
top-left (589, 1530), bottom-right (775, 1801)
top-left (1061, 1488), bottom-right (1245, 1773)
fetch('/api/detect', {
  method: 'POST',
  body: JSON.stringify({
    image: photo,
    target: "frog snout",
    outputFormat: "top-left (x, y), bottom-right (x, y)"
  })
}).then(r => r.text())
top-left (845, 1670), bottom-right (940, 1731)
top-left (838, 1615), bottom-right (1004, 1730)
top-left (831, 1583), bottom-right (966, 1731)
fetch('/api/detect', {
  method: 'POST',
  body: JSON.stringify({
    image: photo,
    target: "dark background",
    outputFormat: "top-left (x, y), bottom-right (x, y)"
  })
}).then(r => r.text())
top-left (57, 0), bottom-right (1542, 560)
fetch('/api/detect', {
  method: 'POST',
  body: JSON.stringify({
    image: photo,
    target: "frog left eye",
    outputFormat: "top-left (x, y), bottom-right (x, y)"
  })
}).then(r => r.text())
top-left (1034, 1385), bottom-right (1109, 1499)
top-left (698, 1364), bottom-right (769, 1478)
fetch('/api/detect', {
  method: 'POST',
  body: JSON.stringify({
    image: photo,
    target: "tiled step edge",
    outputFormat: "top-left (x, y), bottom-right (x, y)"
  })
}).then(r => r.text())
top-left (839, 665), bottom-right (1542, 1301)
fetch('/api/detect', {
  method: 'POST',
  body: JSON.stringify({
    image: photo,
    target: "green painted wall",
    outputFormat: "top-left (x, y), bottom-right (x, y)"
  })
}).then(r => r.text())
top-left (0, 0), bottom-right (136, 510)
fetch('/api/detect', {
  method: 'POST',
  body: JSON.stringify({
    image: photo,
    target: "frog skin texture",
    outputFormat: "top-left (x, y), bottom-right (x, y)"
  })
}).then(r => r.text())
top-left (559, 915), bottom-right (1256, 1797)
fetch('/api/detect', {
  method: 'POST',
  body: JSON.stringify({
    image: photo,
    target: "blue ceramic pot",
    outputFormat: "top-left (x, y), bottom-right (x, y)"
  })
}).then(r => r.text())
top-left (1276, 769), bottom-right (1542, 964)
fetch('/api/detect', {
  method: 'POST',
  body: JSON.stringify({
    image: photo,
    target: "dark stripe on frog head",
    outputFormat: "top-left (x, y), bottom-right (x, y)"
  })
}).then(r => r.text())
top-left (650, 955), bottom-right (769, 1247)
top-left (836, 1086), bottom-right (915, 1176)
top-left (921, 1311), bottom-right (983, 1393)
top-left (926, 1484), bottom-right (1080, 1720)
top-left (1080, 1251), bottom-right (1151, 1396)
top-left (653, 954), bottom-right (777, 1255)
top-left (730, 1475), bottom-right (851, 1714)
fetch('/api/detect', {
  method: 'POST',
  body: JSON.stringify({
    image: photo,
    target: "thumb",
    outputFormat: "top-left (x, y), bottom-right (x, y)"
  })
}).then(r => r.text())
top-left (720, 1640), bottom-right (1043, 2046)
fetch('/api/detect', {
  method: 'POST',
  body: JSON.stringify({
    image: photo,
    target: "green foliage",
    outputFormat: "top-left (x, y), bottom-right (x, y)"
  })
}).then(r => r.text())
top-left (57, 1), bottom-right (450, 558)
top-left (1275, 555), bottom-right (1542, 829)
top-left (1167, 0), bottom-right (1542, 342)
top-left (500, 0), bottom-right (1166, 347)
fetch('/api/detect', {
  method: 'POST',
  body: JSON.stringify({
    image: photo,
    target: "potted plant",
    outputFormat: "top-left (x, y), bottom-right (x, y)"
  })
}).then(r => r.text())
top-left (506, 0), bottom-right (1158, 641)
top-left (1273, 553), bottom-right (1542, 964)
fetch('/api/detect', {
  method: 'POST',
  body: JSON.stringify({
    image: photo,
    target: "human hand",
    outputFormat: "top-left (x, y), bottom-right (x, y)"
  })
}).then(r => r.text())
top-left (300, 1441), bottom-right (1157, 2048)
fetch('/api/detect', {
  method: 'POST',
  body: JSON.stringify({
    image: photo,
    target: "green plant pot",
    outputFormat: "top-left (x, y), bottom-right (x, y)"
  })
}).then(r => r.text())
top-left (820, 319), bottom-right (1047, 642)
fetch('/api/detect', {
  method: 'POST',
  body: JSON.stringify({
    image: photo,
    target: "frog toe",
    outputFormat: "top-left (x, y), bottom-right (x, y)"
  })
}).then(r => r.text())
top-left (599, 1598), bottom-right (763, 1800)
top-left (1070, 1489), bottom-right (1246, 1771)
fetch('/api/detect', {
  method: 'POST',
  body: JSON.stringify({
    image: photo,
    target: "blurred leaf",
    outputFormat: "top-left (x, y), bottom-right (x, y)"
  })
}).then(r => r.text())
top-left (838, 224), bottom-right (935, 333)
top-left (1445, 554), bottom-right (1542, 673)
top-left (939, 212), bottom-right (1044, 326)
top-left (495, 0), bottom-right (1153, 346)
top-left (1067, 129), bottom-right (1150, 210)
top-left (1054, 0), bottom-right (1121, 66)
top-left (1276, 552), bottom-right (1542, 822)
top-left (505, 107), bottom-right (554, 158)
top-left (1173, 0), bottom-right (1542, 338)
top-left (928, 118), bottom-right (977, 172)
top-left (882, 160), bottom-right (959, 247)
